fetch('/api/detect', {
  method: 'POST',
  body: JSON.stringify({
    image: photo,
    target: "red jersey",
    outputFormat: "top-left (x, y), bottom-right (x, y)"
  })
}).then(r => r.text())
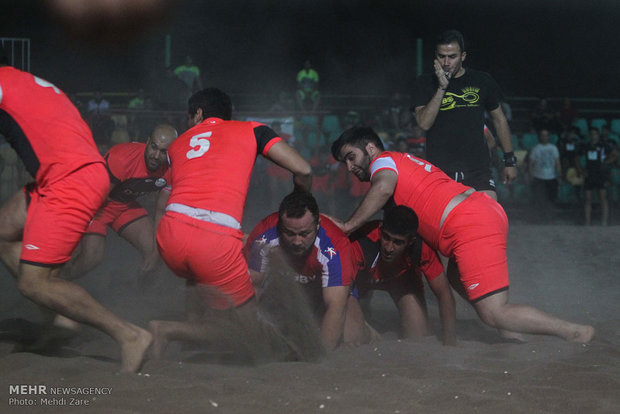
top-left (166, 118), bottom-right (281, 224)
top-left (356, 221), bottom-right (443, 285)
top-left (105, 142), bottom-right (171, 203)
top-left (369, 151), bottom-right (469, 249)
top-left (0, 67), bottom-right (103, 186)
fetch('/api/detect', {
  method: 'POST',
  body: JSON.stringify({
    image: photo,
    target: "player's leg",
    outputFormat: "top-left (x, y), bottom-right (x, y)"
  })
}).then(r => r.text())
top-left (0, 189), bottom-right (28, 276)
top-left (63, 234), bottom-right (107, 280)
top-left (17, 262), bottom-right (152, 372)
top-left (599, 187), bottom-right (608, 226)
top-left (149, 296), bottom-right (258, 359)
top-left (472, 290), bottom-right (594, 343)
top-left (118, 215), bottom-right (158, 284)
top-left (584, 188), bottom-right (593, 225)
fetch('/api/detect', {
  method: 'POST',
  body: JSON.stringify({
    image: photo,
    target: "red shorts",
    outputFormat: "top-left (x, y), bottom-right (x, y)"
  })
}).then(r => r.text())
top-left (157, 211), bottom-right (255, 310)
top-left (22, 162), bottom-right (109, 266)
top-left (438, 192), bottom-right (510, 302)
top-left (86, 200), bottom-right (149, 236)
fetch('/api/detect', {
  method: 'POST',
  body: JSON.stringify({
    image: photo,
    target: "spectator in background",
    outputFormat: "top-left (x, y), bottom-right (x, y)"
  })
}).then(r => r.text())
top-left (531, 97), bottom-right (559, 134)
top-left (557, 126), bottom-right (582, 174)
top-left (87, 89), bottom-right (114, 150)
top-left (174, 55), bottom-right (202, 94)
top-left (601, 124), bottom-right (619, 149)
top-left (577, 127), bottom-right (617, 226)
top-left (296, 60), bottom-right (320, 112)
top-left (557, 97), bottom-right (577, 133)
top-left (379, 92), bottom-right (413, 134)
top-left (128, 88), bottom-right (145, 110)
top-left (528, 128), bottom-right (561, 222)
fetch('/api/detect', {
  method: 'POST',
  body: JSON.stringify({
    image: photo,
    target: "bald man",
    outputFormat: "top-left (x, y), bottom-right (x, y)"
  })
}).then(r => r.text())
top-left (65, 124), bottom-right (177, 284)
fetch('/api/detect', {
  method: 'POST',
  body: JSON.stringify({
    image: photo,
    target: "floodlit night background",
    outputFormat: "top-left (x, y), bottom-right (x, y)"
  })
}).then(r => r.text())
top-left (2, 0), bottom-right (620, 99)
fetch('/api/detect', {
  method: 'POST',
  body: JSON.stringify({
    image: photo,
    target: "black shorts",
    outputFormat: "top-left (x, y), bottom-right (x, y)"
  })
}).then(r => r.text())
top-left (444, 168), bottom-right (496, 191)
top-left (584, 170), bottom-right (608, 190)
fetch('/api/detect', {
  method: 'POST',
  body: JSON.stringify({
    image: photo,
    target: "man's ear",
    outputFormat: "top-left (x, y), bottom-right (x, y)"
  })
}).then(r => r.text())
top-left (461, 51), bottom-right (467, 62)
top-left (195, 107), bottom-right (204, 123)
top-left (365, 142), bottom-right (380, 157)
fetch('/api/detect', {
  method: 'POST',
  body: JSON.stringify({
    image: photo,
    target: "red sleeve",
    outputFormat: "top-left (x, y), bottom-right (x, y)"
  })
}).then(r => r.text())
top-left (418, 242), bottom-right (444, 281)
top-left (105, 144), bottom-right (129, 183)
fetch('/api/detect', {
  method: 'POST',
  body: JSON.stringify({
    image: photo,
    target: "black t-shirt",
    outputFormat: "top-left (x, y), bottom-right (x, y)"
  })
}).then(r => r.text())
top-left (411, 68), bottom-right (503, 171)
top-left (579, 141), bottom-right (614, 174)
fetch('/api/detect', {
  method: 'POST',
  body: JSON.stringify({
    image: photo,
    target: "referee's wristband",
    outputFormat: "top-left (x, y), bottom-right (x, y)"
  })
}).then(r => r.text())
top-left (503, 151), bottom-right (517, 167)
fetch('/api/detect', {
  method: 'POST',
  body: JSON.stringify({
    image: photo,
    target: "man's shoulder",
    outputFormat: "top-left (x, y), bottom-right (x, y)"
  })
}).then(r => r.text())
top-left (107, 142), bottom-right (144, 161)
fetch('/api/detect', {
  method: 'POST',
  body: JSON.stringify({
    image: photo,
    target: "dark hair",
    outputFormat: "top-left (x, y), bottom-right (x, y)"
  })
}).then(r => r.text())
top-left (331, 126), bottom-right (385, 161)
top-left (382, 205), bottom-right (419, 238)
top-left (437, 30), bottom-right (465, 53)
top-left (188, 88), bottom-right (232, 120)
top-left (278, 191), bottom-right (319, 224)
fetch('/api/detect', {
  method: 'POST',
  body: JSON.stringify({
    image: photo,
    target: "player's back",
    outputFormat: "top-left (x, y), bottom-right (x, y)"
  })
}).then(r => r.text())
top-left (0, 67), bottom-right (101, 184)
top-left (371, 151), bottom-right (469, 249)
top-left (166, 118), bottom-right (260, 223)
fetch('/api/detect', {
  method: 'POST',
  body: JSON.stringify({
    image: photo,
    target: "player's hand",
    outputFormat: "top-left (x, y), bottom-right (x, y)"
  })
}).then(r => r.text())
top-left (433, 59), bottom-right (450, 90)
top-left (503, 166), bottom-right (517, 184)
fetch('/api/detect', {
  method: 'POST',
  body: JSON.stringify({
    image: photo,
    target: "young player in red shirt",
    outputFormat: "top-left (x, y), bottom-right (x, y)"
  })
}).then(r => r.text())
top-left (351, 205), bottom-right (456, 345)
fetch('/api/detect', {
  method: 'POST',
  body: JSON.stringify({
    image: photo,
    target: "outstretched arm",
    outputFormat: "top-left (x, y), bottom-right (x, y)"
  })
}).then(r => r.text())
top-left (342, 169), bottom-right (397, 235)
top-left (266, 140), bottom-right (313, 193)
top-left (320, 285), bottom-right (350, 351)
top-left (427, 272), bottom-right (457, 346)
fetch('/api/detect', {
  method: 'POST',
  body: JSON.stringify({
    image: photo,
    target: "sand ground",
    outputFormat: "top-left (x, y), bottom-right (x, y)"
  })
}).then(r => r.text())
top-left (0, 223), bottom-right (618, 414)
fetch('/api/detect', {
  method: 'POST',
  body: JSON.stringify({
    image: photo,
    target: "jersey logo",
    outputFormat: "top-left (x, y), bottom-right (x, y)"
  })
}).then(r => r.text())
top-left (257, 235), bottom-right (268, 245)
top-left (325, 247), bottom-right (337, 259)
top-left (295, 274), bottom-right (317, 284)
top-left (24, 244), bottom-right (40, 250)
top-left (467, 283), bottom-right (480, 290)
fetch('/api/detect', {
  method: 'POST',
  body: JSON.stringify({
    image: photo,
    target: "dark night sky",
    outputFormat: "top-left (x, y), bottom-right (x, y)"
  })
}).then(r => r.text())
top-left (2, 0), bottom-right (620, 100)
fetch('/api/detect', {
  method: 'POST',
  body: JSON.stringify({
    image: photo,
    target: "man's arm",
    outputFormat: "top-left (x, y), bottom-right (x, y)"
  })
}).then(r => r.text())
top-left (413, 60), bottom-right (449, 131)
top-left (489, 106), bottom-right (517, 184)
top-left (266, 140), bottom-right (313, 193)
top-left (154, 188), bottom-right (170, 231)
top-left (427, 272), bottom-right (457, 346)
top-left (320, 285), bottom-right (351, 351)
top-left (342, 169), bottom-right (397, 235)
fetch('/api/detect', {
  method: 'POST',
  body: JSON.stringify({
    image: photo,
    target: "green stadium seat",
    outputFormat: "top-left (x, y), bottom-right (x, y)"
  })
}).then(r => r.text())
top-left (610, 118), bottom-right (620, 135)
top-left (521, 133), bottom-right (538, 150)
top-left (549, 134), bottom-right (559, 145)
top-left (572, 118), bottom-right (588, 135)
top-left (590, 118), bottom-right (607, 131)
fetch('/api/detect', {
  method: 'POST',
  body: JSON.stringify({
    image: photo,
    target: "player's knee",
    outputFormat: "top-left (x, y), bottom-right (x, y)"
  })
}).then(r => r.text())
top-left (17, 273), bottom-right (41, 299)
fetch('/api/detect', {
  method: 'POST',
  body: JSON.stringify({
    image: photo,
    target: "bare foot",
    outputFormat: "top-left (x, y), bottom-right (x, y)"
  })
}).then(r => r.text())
top-left (499, 329), bottom-right (527, 342)
top-left (568, 324), bottom-right (595, 343)
top-left (119, 325), bottom-right (152, 373)
top-left (147, 320), bottom-right (168, 360)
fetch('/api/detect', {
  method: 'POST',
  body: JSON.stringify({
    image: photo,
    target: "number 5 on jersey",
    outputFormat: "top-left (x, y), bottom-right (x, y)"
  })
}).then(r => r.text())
top-left (186, 132), bottom-right (212, 159)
